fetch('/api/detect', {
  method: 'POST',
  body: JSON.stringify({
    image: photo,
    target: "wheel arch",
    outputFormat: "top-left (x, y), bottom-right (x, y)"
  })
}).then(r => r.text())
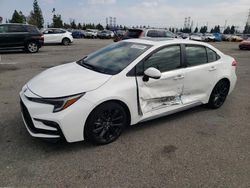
top-left (61, 37), bottom-right (71, 43)
top-left (86, 99), bottom-right (131, 126)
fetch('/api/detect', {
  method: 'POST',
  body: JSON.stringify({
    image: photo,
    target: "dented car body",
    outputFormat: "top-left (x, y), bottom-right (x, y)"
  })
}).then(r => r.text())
top-left (20, 39), bottom-right (237, 144)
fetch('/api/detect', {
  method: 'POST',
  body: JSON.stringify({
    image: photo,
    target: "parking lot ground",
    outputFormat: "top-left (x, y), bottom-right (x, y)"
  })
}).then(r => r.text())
top-left (0, 39), bottom-right (250, 187)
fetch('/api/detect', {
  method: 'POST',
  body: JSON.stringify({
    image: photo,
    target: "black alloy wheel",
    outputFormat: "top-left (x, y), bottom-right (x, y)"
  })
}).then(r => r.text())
top-left (85, 102), bottom-right (128, 145)
top-left (208, 80), bottom-right (230, 109)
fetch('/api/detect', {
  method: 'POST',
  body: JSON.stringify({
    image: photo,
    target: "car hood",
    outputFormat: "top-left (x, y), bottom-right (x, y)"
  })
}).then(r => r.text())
top-left (27, 62), bottom-right (112, 98)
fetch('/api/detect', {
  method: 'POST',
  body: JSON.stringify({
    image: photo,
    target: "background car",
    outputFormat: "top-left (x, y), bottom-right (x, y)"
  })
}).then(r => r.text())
top-left (239, 38), bottom-right (250, 50)
top-left (85, 29), bottom-right (98, 38)
top-left (204, 33), bottom-right (216, 42)
top-left (116, 28), bottom-right (177, 42)
top-left (97, 30), bottom-right (114, 39)
top-left (42, 28), bottom-right (73, 45)
top-left (189, 33), bottom-right (205, 41)
top-left (72, 30), bottom-right (85, 38)
top-left (0, 23), bottom-right (44, 53)
top-left (20, 39), bottom-right (237, 145)
top-left (113, 30), bottom-right (126, 42)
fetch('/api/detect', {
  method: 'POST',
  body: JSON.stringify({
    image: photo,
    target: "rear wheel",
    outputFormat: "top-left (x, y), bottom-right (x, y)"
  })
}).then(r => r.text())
top-left (62, 38), bottom-right (70, 45)
top-left (26, 42), bottom-right (39, 53)
top-left (207, 80), bottom-right (230, 109)
top-left (85, 102), bottom-right (128, 145)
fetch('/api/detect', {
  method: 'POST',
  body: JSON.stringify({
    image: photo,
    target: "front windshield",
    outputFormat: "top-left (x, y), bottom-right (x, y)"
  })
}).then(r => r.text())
top-left (77, 42), bottom-right (151, 75)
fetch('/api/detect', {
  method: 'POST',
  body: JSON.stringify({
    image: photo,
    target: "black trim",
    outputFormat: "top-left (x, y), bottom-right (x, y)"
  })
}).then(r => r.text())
top-left (135, 66), bottom-right (143, 115)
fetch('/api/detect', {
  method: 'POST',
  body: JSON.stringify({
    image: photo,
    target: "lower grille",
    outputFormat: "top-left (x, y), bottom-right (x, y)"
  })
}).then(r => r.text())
top-left (20, 99), bottom-right (64, 139)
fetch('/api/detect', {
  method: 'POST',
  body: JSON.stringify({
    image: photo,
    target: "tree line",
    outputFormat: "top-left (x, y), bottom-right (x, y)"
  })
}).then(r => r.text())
top-left (7, 0), bottom-right (250, 34)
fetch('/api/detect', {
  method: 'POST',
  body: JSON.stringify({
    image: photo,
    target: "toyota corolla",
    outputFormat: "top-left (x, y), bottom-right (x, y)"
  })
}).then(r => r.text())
top-left (20, 39), bottom-right (237, 145)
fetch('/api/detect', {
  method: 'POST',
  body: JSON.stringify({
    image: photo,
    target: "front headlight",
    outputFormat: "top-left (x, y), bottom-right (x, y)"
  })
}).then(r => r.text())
top-left (27, 93), bottom-right (85, 112)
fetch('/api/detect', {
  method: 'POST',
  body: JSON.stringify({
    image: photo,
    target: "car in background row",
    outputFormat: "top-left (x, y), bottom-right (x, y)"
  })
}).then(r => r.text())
top-left (204, 33), bottom-right (216, 42)
top-left (114, 28), bottom-right (177, 42)
top-left (239, 38), bottom-right (250, 50)
top-left (189, 33), bottom-right (205, 41)
top-left (42, 28), bottom-right (73, 45)
top-left (85, 29), bottom-right (98, 38)
top-left (72, 30), bottom-right (85, 38)
top-left (20, 39), bottom-right (237, 145)
top-left (0, 23), bottom-right (44, 53)
top-left (97, 30), bottom-right (114, 39)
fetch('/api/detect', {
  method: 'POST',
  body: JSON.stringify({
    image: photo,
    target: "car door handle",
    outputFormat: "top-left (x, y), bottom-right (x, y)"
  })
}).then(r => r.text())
top-left (209, 66), bottom-right (217, 71)
top-left (173, 75), bottom-right (184, 80)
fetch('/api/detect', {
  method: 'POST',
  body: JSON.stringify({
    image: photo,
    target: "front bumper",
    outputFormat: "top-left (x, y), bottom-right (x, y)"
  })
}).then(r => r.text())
top-left (19, 87), bottom-right (95, 142)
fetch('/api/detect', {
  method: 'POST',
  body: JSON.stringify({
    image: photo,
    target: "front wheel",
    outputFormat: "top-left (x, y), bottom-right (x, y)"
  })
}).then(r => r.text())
top-left (85, 102), bottom-right (128, 145)
top-left (207, 80), bottom-right (230, 109)
top-left (26, 42), bottom-right (39, 53)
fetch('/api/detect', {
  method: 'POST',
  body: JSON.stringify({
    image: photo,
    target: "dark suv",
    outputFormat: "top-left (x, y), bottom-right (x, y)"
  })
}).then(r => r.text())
top-left (0, 23), bottom-right (44, 53)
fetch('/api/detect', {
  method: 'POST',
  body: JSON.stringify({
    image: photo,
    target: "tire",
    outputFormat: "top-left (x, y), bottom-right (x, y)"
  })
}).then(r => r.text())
top-left (26, 41), bottom-right (39, 53)
top-left (62, 38), bottom-right (70, 45)
top-left (207, 80), bottom-right (230, 109)
top-left (85, 102), bottom-right (128, 145)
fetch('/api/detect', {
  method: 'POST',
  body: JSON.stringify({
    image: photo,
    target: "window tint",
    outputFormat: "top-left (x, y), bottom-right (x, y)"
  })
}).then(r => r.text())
top-left (126, 30), bottom-right (143, 38)
top-left (147, 30), bottom-right (159, 37)
top-left (186, 46), bottom-right (207, 66)
top-left (206, 47), bottom-right (217, 62)
top-left (8, 25), bottom-right (26, 32)
top-left (0, 25), bottom-right (8, 33)
top-left (53, 29), bottom-right (65, 34)
top-left (26, 25), bottom-right (39, 33)
top-left (144, 45), bottom-right (181, 72)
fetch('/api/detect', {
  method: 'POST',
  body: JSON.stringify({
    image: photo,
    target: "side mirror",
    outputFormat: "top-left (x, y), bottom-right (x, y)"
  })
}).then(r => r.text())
top-left (143, 67), bottom-right (161, 82)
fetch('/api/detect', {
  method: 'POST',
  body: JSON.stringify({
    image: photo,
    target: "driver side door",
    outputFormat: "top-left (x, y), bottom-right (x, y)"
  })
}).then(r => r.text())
top-left (137, 45), bottom-right (185, 114)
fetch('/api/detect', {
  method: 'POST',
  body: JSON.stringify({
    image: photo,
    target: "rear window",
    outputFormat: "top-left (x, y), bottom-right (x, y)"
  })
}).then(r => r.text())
top-left (125, 29), bottom-right (143, 38)
top-left (26, 25), bottom-right (39, 33)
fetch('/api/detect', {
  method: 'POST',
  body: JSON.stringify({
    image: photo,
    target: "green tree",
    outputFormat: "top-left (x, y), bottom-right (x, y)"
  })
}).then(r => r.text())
top-left (194, 27), bottom-right (198, 33)
top-left (96, 23), bottom-right (104, 30)
top-left (77, 23), bottom-right (82, 29)
top-left (27, 0), bottom-right (44, 28)
top-left (243, 23), bottom-right (250, 34)
top-left (200, 26), bottom-right (207, 33)
top-left (10, 10), bottom-right (26, 23)
top-left (230, 25), bottom-right (235, 34)
top-left (70, 20), bottom-right (77, 29)
top-left (52, 14), bottom-right (63, 28)
top-left (223, 26), bottom-right (230, 34)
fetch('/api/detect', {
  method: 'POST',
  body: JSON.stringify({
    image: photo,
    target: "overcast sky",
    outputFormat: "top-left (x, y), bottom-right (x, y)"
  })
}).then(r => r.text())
top-left (0, 0), bottom-right (250, 30)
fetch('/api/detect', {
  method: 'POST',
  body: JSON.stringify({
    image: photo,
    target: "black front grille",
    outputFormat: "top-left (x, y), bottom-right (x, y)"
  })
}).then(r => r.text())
top-left (20, 99), bottom-right (63, 138)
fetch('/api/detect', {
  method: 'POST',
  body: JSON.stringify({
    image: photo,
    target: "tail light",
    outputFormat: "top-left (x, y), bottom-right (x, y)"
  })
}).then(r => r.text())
top-left (232, 59), bottom-right (237, 67)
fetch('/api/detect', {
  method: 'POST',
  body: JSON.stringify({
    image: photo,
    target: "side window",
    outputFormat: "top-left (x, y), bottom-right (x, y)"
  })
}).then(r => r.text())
top-left (8, 25), bottom-right (26, 32)
top-left (0, 25), bottom-right (7, 33)
top-left (144, 45), bottom-right (181, 72)
top-left (206, 47), bottom-right (218, 62)
top-left (147, 30), bottom-right (158, 37)
top-left (54, 29), bottom-right (65, 34)
top-left (185, 46), bottom-right (207, 66)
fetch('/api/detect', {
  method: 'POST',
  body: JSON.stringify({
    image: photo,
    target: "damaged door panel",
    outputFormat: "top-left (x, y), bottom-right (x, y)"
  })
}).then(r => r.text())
top-left (138, 69), bottom-right (184, 113)
top-left (136, 44), bottom-right (185, 114)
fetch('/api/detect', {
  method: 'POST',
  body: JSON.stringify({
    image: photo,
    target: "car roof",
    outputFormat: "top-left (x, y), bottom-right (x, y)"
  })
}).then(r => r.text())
top-left (122, 38), bottom-right (223, 54)
top-left (123, 38), bottom-right (202, 46)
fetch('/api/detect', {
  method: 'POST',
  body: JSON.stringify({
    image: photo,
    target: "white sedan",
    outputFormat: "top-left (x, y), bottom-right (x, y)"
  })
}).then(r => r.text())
top-left (20, 39), bottom-right (237, 145)
top-left (42, 28), bottom-right (73, 45)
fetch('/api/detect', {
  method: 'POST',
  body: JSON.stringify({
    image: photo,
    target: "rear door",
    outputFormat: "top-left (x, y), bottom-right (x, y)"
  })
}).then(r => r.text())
top-left (182, 45), bottom-right (221, 104)
top-left (0, 25), bottom-right (8, 47)
top-left (137, 45), bottom-right (185, 114)
top-left (3, 25), bottom-right (27, 47)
